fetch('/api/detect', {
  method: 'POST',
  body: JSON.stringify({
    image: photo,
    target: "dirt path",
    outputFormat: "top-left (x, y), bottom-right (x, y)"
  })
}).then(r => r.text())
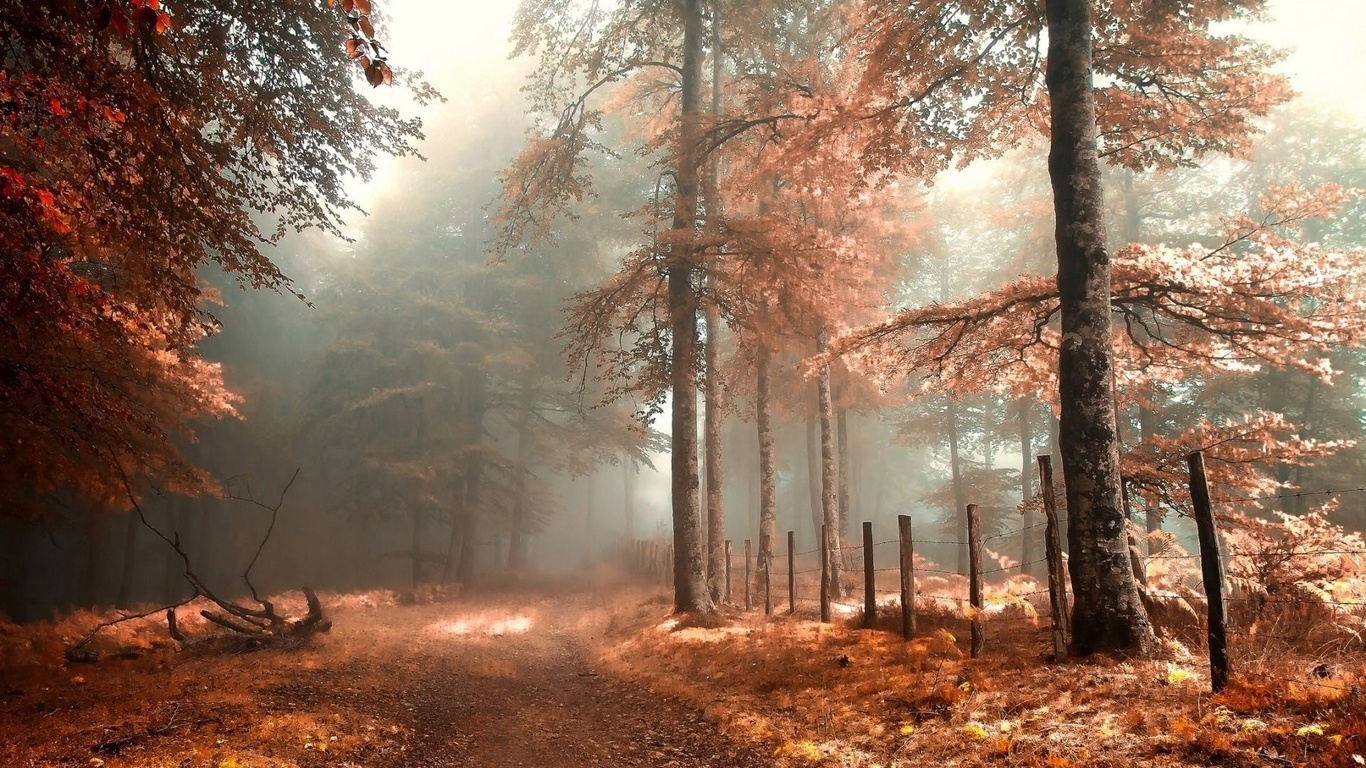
top-left (1, 589), bottom-right (776, 768)
top-left (326, 596), bottom-right (773, 767)
top-left (318, 594), bottom-right (775, 768)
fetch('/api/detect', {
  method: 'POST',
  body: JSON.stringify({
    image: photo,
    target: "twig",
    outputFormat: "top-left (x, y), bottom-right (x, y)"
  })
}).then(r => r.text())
top-left (230, 467), bottom-right (301, 602)
top-left (65, 597), bottom-right (198, 661)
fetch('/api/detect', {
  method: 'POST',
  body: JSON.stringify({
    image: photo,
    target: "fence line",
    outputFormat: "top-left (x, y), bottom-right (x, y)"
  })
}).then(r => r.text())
top-left (623, 451), bottom-right (1362, 702)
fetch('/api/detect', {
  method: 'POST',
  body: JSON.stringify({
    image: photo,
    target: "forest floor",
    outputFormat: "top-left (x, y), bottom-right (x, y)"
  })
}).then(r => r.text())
top-left (0, 573), bottom-right (771, 768)
top-left (2, 572), bottom-right (1364, 767)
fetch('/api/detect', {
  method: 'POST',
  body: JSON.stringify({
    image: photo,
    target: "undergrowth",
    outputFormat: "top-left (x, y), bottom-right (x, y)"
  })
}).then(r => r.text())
top-left (594, 589), bottom-right (1366, 767)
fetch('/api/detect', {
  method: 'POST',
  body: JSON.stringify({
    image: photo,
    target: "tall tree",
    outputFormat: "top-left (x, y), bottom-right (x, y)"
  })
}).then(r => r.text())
top-left (811, 0), bottom-right (1289, 653)
top-left (1044, 0), bottom-right (1152, 654)
top-left (666, 0), bottom-right (711, 612)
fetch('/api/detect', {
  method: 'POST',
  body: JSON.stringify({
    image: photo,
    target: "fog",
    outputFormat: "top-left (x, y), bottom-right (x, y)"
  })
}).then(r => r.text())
top-left (3, 0), bottom-right (1366, 622)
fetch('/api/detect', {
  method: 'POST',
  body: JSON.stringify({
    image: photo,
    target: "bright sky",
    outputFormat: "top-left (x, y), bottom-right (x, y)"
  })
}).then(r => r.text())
top-left (1257, 0), bottom-right (1366, 116)
top-left (348, 0), bottom-right (1366, 212)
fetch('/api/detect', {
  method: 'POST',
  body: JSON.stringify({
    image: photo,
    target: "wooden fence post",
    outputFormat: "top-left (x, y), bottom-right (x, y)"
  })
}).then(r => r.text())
top-left (744, 539), bottom-right (753, 610)
top-left (862, 521), bottom-right (876, 629)
top-left (764, 554), bottom-right (773, 615)
top-left (820, 523), bottom-right (831, 623)
top-left (724, 539), bottom-right (732, 605)
top-left (899, 514), bottom-right (915, 639)
top-left (787, 530), bottom-right (796, 615)
top-left (1189, 450), bottom-right (1229, 693)
top-left (967, 503), bottom-right (984, 658)
top-left (1039, 455), bottom-right (1069, 659)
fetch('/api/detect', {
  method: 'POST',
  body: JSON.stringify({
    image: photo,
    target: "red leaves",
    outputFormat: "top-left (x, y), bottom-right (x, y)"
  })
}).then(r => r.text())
top-left (109, 6), bottom-right (130, 36)
top-left (364, 60), bottom-right (393, 88)
top-left (95, 0), bottom-right (170, 36)
top-left (346, 36), bottom-right (391, 86)
top-left (341, 7), bottom-right (390, 88)
top-left (49, 98), bottom-right (67, 117)
top-left (0, 167), bottom-right (23, 192)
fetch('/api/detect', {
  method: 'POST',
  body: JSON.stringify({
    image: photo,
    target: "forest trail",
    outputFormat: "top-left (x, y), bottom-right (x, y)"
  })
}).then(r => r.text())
top-left (318, 591), bottom-right (774, 768)
top-left (0, 585), bottom-right (776, 768)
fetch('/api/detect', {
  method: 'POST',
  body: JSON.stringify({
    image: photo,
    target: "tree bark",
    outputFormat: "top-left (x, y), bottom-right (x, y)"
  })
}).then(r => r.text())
top-left (1137, 404), bottom-right (1161, 550)
top-left (668, 0), bottom-right (711, 614)
top-left (704, 300), bottom-right (725, 602)
top-left (1045, 0), bottom-right (1153, 655)
top-left (817, 330), bottom-right (843, 599)
top-left (806, 408), bottom-right (822, 538)
top-left (947, 399), bottom-right (969, 575)
top-left (837, 406), bottom-right (851, 538)
top-left (756, 343), bottom-right (777, 605)
top-left (508, 384), bottom-right (535, 570)
top-left (116, 510), bottom-right (140, 608)
top-left (1019, 398), bottom-right (1036, 575)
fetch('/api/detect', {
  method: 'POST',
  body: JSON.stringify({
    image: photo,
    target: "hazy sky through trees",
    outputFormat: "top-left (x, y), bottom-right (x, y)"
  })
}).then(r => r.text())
top-left (346, 0), bottom-right (1366, 214)
top-left (323, 0), bottom-right (1366, 541)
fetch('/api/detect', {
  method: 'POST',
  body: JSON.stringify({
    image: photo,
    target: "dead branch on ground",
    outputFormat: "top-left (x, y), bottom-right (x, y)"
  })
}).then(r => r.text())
top-left (66, 462), bottom-right (330, 662)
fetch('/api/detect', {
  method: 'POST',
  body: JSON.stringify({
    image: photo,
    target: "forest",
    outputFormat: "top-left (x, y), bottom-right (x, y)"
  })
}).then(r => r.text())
top-left (2, 0), bottom-right (1366, 766)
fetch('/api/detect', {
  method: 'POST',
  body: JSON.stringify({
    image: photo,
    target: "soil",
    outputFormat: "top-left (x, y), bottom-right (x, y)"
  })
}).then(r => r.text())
top-left (0, 587), bottom-right (777, 767)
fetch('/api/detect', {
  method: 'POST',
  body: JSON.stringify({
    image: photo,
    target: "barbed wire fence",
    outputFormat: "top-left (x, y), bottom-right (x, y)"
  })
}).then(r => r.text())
top-left (627, 452), bottom-right (1366, 694)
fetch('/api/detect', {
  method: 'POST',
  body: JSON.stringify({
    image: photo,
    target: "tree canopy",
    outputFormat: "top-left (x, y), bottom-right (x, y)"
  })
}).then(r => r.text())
top-left (0, 0), bottom-right (430, 517)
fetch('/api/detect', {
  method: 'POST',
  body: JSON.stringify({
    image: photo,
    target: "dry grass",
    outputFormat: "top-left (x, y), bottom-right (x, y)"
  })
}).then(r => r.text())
top-left (0, 590), bottom-right (413, 768)
top-left (592, 586), bottom-right (1366, 767)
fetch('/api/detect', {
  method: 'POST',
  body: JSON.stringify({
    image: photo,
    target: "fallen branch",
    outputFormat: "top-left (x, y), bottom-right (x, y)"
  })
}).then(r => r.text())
top-left (66, 458), bottom-right (330, 660)
top-left (65, 597), bottom-right (197, 663)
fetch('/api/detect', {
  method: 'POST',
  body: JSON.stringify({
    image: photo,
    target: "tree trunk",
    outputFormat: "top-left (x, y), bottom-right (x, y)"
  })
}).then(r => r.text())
top-left (817, 330), bottom-right (842, 599)
top-left (947, 399), bottom-right (969, 575)
top-left (80, 513), bottom-right (111, 609)
top-left (115, 510), bottom-right (140, 608)
top-left (756, 343), bottom-right (777, 604)
top-left (1138, 403), bottom-right (1162, 551)
top-left (806, 409), bottom-right (821, 538)
top-left (1045, 0), bottom-right (1153, 655)
top-left (509, 384), bottom-right (535, 570)
top-left (701, 0), bottom-right (726, 603)
top-left (456, 375), bottom-right (487, 584)
top-left (837, 406), bottom-right (851, 538)
top-left (623, 452), bottom-right (637, 543)
top-left (584, 471), bottom-right (597, 565)
top-left (442, 474), bottom-right (468, 582)
top-left (668, 0), bottom-right (711, 614)
top-left (982, 396), bottom-right (994, 471)
top-left (704, 300), bottom-right (725, 602)
top-left (161, 498), bottom-right (187, 604)
top-left (1290, 378), bottom-right (1320, 516)
top-left (1019, 398), bottom-right (1036, 576)
top-left (1, 521), bottom-right (30, 621)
